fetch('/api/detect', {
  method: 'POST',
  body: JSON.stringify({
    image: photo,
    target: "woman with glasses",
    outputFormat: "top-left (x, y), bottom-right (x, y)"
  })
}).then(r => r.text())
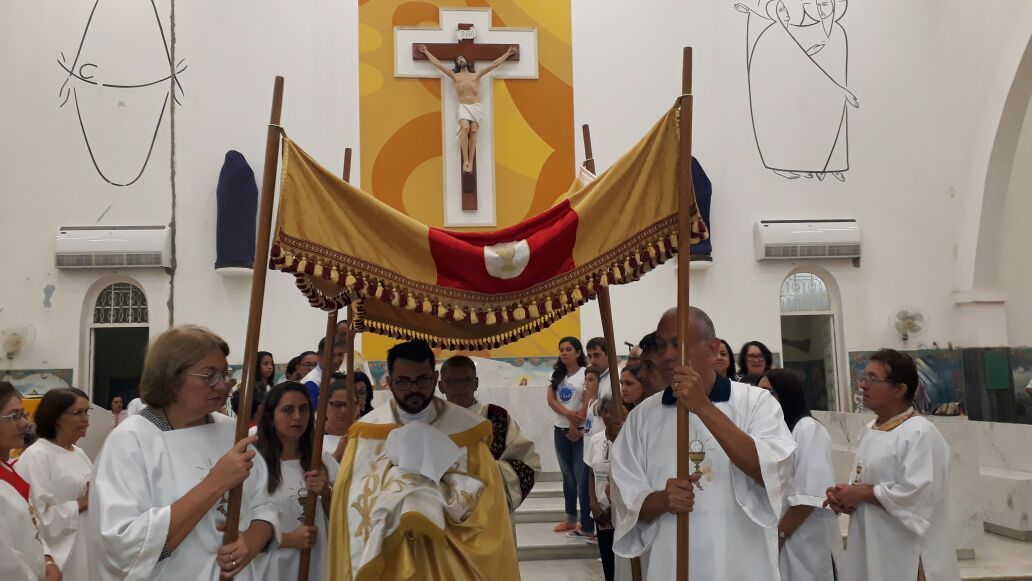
top-left (825, 349), bottom-right (960, 581)
top-left (88, 325), bottom-right (279, 580)
top-left (254, 382), bottom-right (337, 581)
top-left (738, 340), bottom-right (774, 377)
top-left (0, 381), bottom-right (62, 580)
top-left (323, 373), bottom-right (358, 463)
top-left (16, 388), bottom-right (94, 580)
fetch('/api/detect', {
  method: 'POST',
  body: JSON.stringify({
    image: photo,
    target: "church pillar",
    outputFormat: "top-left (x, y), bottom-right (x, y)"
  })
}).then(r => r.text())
top-left (953, 289), bottom-right (1009, 347)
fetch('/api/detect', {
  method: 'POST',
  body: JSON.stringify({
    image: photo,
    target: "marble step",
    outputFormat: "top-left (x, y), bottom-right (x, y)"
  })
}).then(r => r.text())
top-left (516, 522), bottom-right (600, 562)
top-left (528, 480), bottom-right (564, 499)
top-left (514, 495), bottom-right (568, 524)
top-left (538, 471), bottom-right (563, 482)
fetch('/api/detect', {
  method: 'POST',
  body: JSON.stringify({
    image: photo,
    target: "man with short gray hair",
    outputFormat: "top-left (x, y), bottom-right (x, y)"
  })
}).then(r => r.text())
top-left (610, 307), bottom-right (796, 579)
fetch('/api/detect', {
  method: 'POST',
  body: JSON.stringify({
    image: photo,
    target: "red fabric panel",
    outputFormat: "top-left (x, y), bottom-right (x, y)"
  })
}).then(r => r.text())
top-left (429, 201), bottom-right (578, 293)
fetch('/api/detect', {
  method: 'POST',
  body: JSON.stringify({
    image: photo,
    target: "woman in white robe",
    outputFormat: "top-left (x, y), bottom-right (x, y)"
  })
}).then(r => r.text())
top-left (759, 370), bottom-right (842, 581)
top-left (323, 373), bottom-right (358, 463)
top-left (89, 325), bottom-right (279, 581)
top-left (16, 387), bottom-right (94, 581)
top-left (826, 349), bottom-right (960, 581)
top-left (0, 381), bottom-right (61, 581)
top-left (254, 382), bottom-right (338, 581)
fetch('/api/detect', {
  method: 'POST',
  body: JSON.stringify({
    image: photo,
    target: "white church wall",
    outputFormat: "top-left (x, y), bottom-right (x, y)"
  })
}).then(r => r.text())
top-left (4, 1), bottom-right (1032, 399)
top-left (572, 0), bottom-right (1032, 367)
top-left (999, 93), bottom-right (1032, 346)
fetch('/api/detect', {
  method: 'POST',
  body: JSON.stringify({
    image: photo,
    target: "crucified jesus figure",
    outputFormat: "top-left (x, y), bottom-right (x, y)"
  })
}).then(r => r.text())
top-left (419, 44), bottom-right (518, 173)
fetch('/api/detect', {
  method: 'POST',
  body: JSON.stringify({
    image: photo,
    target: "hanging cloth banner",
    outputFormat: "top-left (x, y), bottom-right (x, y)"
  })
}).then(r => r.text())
top-left (270, 99), bottom-right (707, 350)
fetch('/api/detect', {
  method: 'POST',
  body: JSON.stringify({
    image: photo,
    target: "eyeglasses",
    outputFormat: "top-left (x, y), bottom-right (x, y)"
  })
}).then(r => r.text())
top-left (299, 361), bottom-right (318, 368)
top-left (858, 374), bottom-right (893, 386)
top-left (328, 401), bottom-right (350, 411)
top-left (65, 408), bottom-right (92, 418)
top-left (392, 376), bottom-right (435, 391)
top-left (746, 354), bottom-right (766, 361)
top-left (440, 378), bottom-right (476, 387)
top-left (183, 368), bottom-right (233, 388)
top-left (0, 410), bottom-right (30, 423)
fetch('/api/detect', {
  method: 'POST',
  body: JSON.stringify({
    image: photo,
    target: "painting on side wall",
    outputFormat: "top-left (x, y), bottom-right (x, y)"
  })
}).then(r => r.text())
top-left (1008, 347), bottom-right (1032, 424)
top-left (735, 0), bottom-right (858, 182)
top-left (848, 350), bottom-right (965, 414)
top-left (4, 369), bottom-right (74, 397)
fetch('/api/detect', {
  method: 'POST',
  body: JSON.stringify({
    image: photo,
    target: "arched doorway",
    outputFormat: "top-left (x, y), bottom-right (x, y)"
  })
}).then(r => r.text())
top-left (89, 282), bottom-right (149, 408)
top-left (779, 271), bottom-right (841, 411)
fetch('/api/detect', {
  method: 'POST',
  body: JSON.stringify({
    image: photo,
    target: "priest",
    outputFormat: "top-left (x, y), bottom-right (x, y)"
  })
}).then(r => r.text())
top-left (327, 340), bottom-right (518, 580)
top-left (438, 355), bottom-right (540, 512)
top-left (610, 307), bottom-right (796, 579)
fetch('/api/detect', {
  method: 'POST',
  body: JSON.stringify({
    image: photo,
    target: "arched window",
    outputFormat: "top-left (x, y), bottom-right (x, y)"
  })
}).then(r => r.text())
top-left (93, 283), bottom-right (149, 325)
top-left (779, 271), bottom-right (841, 411)
top-left (780, 272), bottom-right (832, 314)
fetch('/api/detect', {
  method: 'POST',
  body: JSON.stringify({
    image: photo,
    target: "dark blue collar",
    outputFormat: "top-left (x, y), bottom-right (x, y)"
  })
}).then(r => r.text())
top-left (661, 374), bottom-right (731, 406)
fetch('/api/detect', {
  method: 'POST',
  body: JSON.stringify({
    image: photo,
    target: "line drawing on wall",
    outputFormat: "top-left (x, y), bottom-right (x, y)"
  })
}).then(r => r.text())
top-left (57, 0), bottom-right (185, 187)
top-left (735, 0), bottom-right (857, 182)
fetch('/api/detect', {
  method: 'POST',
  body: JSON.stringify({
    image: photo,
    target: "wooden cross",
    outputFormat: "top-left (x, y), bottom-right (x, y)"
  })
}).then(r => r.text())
top-left (412, 24), bottom-right (519, 211)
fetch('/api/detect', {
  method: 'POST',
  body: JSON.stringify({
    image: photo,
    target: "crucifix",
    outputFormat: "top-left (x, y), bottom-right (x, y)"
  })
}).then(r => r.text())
top-left (395, 8), bottom-right (538, 227)
top-left (416, 31), bottom-right (517, 212)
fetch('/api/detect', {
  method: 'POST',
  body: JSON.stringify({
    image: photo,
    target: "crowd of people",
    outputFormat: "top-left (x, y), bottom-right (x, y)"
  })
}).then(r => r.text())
top-left (0, 307), bottom-right (961, 581)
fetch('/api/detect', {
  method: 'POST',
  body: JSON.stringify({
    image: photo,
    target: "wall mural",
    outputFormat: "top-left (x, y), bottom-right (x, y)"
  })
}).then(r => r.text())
top-left (58, 0), bottom-right (185, 187)
top-left (735, 0), bottom-right (857, 181)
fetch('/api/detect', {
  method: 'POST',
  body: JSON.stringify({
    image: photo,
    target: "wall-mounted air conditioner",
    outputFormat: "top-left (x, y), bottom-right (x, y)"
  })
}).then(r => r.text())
top-left (754, 219), bottom-right (861, 260)
top-left (55, 226), bottom-right (172, 269)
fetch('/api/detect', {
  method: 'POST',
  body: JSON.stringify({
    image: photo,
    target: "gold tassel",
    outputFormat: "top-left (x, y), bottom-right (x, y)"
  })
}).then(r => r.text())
top-left (330, 267), bottom-right (340, 284)
top-left (297, 258), bottom-right (308, 273)
top-left (670, 233), bottom-right (679, 248)
top-left (528, 304), bottom-right (540, 319)
top-left (470, 310), bottom-right (480, 324)
top-left (421, 298), bottom-right (432, 314)
top-left (486, 311), bottom-right (497, 325)
top-left (559, 292), bottom-right (569, 305)
top-left (391, 290), bottom-right (401, 307)
top-left (453, 307), bottom-right (466, 321)
top-left (514, 306), bottom-right (527, 321)
top-left (500, 308), bottom-right (510, 323)
top-left (437, 304), bottom-right (447, 318)
top-left (545, 299), bottom-right (554, 312)
top-left (572, 288), bottom-right (584, 302)
top-left (405, 294), bottom-right (417, 311)
top-left (313, 262), bottom-right (324, 279)
top-left (344, 272), bottom-right (356, 288)
top-left (374, 284), bottom-right (385, 300)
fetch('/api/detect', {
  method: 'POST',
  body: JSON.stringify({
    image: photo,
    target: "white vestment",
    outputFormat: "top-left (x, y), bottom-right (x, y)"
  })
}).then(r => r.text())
top-left (255, 451), bottom-right (339, 581)
top-left (611, 377), bottom-right (796, 580)
top-left (586, 371), bottom-right (612, 437)
top-left (0, 470), bottom-right (46, 580)
top-left (466, 400), bottom-right (541, 511)
top-left (15, 438), bottom-right (93, 579)
top-left (845, 416), bottom-right (960, 581)
top-left (88, 413), bottom-right (279, 581)
top-left (779, 416), bottom-right (843, 581)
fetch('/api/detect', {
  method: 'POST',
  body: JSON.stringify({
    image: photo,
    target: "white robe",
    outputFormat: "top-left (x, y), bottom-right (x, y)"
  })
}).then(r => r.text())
top-left (88, 413), bottom-right (279, 581)
top-left (845, 416), bottom-right (960, 581)
top-left (15, 439), bottom-right (93, 580)
top-left (611, 378), bottom-right (796, 580)
top-left (0, 475), bottom-right (46, 580)
top-left (779, 416), bottom-right (843, 581)
top-left (586, 371), bottom-right (611, 437)
top-left (255, 451), bottom-right (339, 581)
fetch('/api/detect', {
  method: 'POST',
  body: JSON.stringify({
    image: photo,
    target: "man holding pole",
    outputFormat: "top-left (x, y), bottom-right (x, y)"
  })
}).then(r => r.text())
top-left (610, 307), bottom-right (796, 579)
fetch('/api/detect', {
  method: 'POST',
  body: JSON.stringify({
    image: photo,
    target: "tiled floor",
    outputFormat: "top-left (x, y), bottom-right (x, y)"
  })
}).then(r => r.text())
top-left (517, 533), bottom-right (1032, 580)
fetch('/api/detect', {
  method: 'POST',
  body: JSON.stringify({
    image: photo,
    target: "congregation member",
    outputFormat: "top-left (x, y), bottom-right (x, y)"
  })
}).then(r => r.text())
top-left (111, 394), bottom-right (129, 427)
top-left (586, 395), bottom-right (628, 581)
top-left (0, 381), bottom-right (62, 580)
top-left (16, 388), bottom-right (94, 580)
top-left (89, 325), bottom-right (278, 580)
top-left (352, 370), bottom-right (375, 417)
top-left (619, 364), bottom-right (647, 410)
top-left (759, 370), bottom-right (842, 581)
top-left (252, 350), bottom-right (277, 405)
top-left (715, 339), bottom-right (737, 379)
top-left (327, 340), bottom-right (518, 580)
top-left (301, 338), bottom-right (346, 405)
top-left (545, 336), bottom-right (595, 538)
top-left (738, 340), bottom-right (774, 377)
top-left (322, 373), bottom-right (358, 463)
top-left (334, 319), bottom-right (374, 379)
top-left (254, 382), bottom-right (337, 581)
top-left (295, 351), bottom-right (321, 383)
top-left (611, 307), bottom-right (796, 579)
top-left (584, 337), bottom-right (612, 437)
top-left (826, 349), bottom-right (961, 581)
top-left (439, 355), bottom-right (540, 512)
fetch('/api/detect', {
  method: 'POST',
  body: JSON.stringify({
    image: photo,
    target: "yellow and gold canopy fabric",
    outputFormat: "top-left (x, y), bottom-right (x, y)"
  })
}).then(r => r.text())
top-left (270, 100), bottom-right (707, 350)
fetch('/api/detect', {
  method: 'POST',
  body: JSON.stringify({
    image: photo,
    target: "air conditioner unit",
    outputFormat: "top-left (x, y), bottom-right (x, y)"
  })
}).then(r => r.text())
top-left (55, 226), bottom-right (172, 269)
top-left (754, 219), bottom-right (861, 260)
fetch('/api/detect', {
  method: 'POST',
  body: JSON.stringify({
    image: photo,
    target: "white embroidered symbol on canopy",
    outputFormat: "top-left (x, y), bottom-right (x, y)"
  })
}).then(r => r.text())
top-left (484, 240), bottom-right (530, 280)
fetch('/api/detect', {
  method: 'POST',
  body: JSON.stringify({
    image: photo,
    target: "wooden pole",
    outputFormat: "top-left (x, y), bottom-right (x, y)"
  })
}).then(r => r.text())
top-left (582, 125), bottom-right (640, 581)
top-left (676, 47), bottom-right (694, 581)
top-left (223, 75), bottom-right (284, 545)
top-left (297, 148), bottom-right (353, 581)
